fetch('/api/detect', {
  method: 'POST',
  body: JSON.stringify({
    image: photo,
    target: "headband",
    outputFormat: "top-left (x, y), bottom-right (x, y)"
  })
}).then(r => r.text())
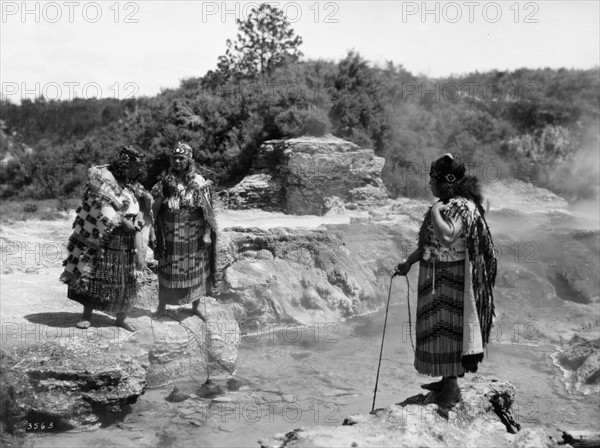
top-left (172, 142), bottom-right (193, 159)
top-left (430, 153), bottom-right (465, 184)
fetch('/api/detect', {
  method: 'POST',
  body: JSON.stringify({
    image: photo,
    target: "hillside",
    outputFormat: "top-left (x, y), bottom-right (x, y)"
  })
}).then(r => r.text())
top-left (1, 62), bottom-right (598, 203)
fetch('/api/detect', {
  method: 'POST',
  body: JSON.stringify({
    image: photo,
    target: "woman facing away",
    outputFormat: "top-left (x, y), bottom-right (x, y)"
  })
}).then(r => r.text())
top-left (395, 153), bottom-right (497, 408)
top-left (60, 145), bottom-right (151, 332)
top-left (151, 142), bottom-right (217, 320)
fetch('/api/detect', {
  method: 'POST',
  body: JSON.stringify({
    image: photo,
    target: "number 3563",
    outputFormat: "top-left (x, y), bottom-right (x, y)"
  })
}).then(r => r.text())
top-left (26, 422), bottom-right (53, 430)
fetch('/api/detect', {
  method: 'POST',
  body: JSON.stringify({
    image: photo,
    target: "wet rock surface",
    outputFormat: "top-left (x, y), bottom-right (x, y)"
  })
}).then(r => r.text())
top-left (4, 338), bottom-right (147, 432)
top-left (215, 224), bottom-right (408, 327)
top-left (145, 305), bottom-right (240, 388)
top-left (555, 337), bottom-right (600, 394)
top-left (1, 176), bottom-right (598, 444)
top-left (260, 377), bottom-right (560, 448)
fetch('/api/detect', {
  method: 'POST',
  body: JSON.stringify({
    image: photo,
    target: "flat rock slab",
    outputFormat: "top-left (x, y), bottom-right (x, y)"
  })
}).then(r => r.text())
top-left (260, 376), bottom-right (560, 448)
top-left (6, 337), bottom-right (146, 432)
top-left (146, 300), bottom-right (240, 388)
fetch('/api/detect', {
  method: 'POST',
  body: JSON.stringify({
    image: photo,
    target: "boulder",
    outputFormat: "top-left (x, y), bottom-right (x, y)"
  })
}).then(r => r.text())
top-left (222, 173), bottom-right (283, 211)
top-left (259, 377), bottom-right (560, 448)
top-left (219, 135), bottom-right (389, 215)
top-left (146, 308), bottom-right (240, 388)
top-left (134, 275), bottom-right (241, 389)
top-left (555, 338), bottom-right (600, 394)
top-left (4, 338), bottom-right (146, 432)
top-left (214, 224), bottom-right (408, 327)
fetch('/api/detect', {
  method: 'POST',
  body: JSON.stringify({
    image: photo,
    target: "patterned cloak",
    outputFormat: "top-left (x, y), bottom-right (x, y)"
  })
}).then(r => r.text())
top-left (60, 165), bottom-right (141, 293)
top-left (418, 197), bottom-right (497, 346)
top-left (152, 172), bottom-right (218, 290)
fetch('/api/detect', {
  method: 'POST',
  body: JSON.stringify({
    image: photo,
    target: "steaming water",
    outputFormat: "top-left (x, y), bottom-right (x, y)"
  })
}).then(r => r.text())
top-left (28, 303), bottom-right (599, 448)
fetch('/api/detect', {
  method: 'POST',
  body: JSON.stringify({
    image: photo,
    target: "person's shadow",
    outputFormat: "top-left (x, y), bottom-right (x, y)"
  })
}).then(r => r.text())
top-left (24, 312), bottom-right (115, 328)
top-left (24, 306), bottom-right (152, 329)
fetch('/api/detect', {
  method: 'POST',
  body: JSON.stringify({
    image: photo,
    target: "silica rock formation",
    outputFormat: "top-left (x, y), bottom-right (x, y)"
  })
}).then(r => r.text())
top-left (219, 135), bottom-right (389, 215)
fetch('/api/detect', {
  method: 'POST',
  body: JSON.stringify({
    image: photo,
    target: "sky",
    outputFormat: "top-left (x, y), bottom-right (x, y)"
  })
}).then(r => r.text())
top-left (1, 1), bottom-right (599, 102)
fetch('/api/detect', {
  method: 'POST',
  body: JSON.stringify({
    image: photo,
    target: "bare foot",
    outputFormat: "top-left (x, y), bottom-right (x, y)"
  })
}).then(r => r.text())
top-left (435, 383), bottom-right (461, 408)
top-left (152, 308), bottom-right (166, 319)
top-left (76, 320), bottom-right (91, 329)
top-left (115, 319), bottom-right (137, 332)
top-left (421, 378), bottom-right (445, 392)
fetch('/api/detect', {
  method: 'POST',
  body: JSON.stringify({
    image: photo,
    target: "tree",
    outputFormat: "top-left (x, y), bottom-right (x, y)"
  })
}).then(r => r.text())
top-left (328, 51), bottom-right (389, 151)
top-left (216, 4), bottom-right (303, 80)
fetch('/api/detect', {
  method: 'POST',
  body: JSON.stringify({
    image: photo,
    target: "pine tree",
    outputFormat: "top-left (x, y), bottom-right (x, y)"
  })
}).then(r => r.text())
top-left (216, 4), bottom-right (303, 80)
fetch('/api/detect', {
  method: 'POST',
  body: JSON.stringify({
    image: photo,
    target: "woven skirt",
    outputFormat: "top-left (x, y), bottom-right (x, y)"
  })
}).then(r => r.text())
top-left (414, 258), bottom-right (465, 377)
top-left (158, 284), bottom-right (205, 306)
top-left (68, 226), bottom-right (137, 313)
top-left (156, 208), bottom-right (211, 305)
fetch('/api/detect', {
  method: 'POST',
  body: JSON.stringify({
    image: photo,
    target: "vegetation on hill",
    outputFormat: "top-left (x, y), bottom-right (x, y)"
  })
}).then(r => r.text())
top-left (1, 5), bottom-right (598, 202)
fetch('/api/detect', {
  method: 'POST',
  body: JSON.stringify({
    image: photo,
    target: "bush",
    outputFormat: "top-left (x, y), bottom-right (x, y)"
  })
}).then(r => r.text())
top-left (274, 106), bottom-right (331, 138)
top-left (303, 107), bottom-right (331, 137)
top-left (274, 107), bottom-right (305, 137)
top-left (23, 203), bottom-right (38, 213)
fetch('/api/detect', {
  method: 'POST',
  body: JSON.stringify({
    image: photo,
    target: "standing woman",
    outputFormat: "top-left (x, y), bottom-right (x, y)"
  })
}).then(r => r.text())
top-left (61, 145), bottom-right (149, 332)
top-left (151, 143), bottom-right (217, 320)
top-left (395, 153), bottom-right (497, 407)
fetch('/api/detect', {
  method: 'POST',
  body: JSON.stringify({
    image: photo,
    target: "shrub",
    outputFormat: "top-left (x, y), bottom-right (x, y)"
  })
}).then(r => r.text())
top-left (274, 106), bottom-right (332, 138)
top-left (303, 107), bottom-right (331, 137)
top-left (23, 203), bottom-right (38, 213)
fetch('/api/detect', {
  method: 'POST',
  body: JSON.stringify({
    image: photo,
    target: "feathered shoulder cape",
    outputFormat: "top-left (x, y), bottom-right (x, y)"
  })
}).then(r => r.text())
top-left (418, 197), bottom-right (497, 345)
top-left (151, 170), bottom-right (218, 288)
top-left (151, 172), bottom-right (217, 231)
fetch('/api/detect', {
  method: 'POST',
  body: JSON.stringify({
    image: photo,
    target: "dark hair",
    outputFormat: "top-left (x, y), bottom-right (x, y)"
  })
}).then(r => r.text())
top-left (437, 174), bottom-right (483, 207)
top-left (108, 145), bottom-right (145, 182)
top-left (109, 157), bottom-right (134, 182)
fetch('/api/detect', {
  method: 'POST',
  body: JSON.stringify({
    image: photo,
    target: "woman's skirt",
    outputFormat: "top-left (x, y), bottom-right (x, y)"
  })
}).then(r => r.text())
top-left (156, 208), bottom-right (212, 305)
top-left (68, 226), bottom-right (137, 313)
top-left (414, 258), bottom-right (465, 377)
top-left (158, 284), bottom-right (205, 306)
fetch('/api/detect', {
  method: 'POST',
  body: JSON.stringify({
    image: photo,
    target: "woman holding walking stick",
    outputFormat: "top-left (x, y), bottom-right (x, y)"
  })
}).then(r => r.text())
top-left (395, 153), bottom-right (497, 408)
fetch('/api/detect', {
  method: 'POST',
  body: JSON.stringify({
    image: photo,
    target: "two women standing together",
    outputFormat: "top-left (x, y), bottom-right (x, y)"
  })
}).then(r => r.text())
top-left (60, 143), bottom-right (217, 331)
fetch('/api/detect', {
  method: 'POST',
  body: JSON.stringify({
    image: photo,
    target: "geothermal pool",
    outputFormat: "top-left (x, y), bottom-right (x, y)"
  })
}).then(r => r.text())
top-left (27, 303), bottom-right (599, 448)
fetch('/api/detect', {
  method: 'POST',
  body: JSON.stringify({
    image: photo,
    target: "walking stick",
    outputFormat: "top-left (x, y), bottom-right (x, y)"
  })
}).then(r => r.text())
top-left (202, 296), bottom-right (211, 386)
top-left (371, 274), bottom-right (414, 412)
top-left (372, 275), bottom-right (395, 412)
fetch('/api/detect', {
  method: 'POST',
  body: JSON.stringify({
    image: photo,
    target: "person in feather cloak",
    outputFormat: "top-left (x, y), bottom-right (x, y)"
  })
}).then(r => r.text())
top-left (395, 153), bottom-right (497, 408)
top-left (151, 142), bottom-right (217, 320)
top-left (60, 145), bottom-right (152, 332)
